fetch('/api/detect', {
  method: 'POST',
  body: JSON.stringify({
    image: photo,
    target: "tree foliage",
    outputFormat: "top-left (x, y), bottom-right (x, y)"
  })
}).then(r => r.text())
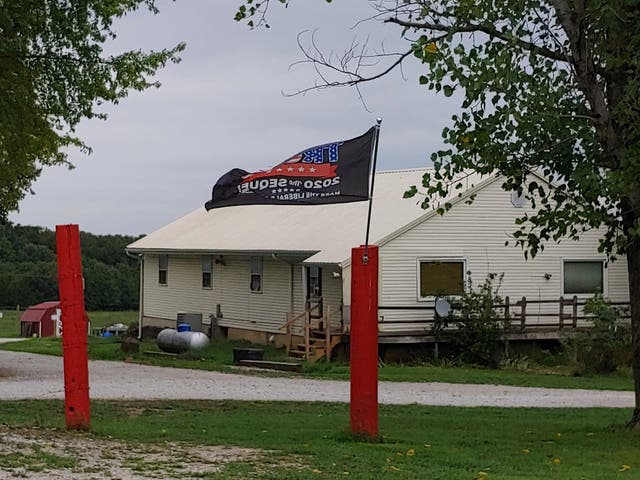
top-left (0, 223), bottom-right (140, 311)
top-left (437, 273), bottom-right (507, 367)
top-left (235, 0), bottom-right (640, 428)
top-left (0, 1), bottom-right (184, 219)
top-left (238, 0), bottom-right (638, 257)
top-left (563, 293), bottom-right (632, 374)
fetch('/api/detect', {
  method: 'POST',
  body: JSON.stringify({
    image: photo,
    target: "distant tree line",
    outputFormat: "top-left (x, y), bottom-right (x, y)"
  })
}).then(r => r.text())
top-left (0, 224), bottom-right (141, 310)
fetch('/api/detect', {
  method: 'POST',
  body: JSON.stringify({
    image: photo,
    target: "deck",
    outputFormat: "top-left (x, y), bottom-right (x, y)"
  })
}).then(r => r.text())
top-left (375, 296), bottom-right (631, 344)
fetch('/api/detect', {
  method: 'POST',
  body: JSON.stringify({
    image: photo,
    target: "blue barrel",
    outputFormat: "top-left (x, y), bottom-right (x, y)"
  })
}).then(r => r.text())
top-left (177, 323), bottom-right (192, 332)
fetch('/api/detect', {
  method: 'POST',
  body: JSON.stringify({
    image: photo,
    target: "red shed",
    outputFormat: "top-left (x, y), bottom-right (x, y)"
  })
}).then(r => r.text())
top-left (20, 301), bottom-right (61, 337)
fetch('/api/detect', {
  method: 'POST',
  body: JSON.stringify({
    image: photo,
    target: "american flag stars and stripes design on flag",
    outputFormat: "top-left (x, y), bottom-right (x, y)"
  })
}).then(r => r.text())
top-left (205, 127), bottom-right (376, 209)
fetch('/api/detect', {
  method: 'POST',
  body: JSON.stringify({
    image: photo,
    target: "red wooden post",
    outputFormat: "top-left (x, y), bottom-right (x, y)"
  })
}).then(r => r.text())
top-left (56, 224), bottom-right (91, 430)
top-left (350, 245), bottom-right (379, 438)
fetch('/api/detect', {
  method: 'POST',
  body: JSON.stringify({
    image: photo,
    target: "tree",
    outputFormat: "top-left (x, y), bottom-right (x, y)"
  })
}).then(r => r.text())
top-left (0, 1), bottom-right (184, 219)
top-left (0, 223), bottom-right (140, 310)
top-left (236, 0), bottom-right (640, 428)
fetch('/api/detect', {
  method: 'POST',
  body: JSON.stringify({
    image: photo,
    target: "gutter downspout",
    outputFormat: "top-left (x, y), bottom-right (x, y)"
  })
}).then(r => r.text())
top-left (125, 250), bottom-right (144, 340)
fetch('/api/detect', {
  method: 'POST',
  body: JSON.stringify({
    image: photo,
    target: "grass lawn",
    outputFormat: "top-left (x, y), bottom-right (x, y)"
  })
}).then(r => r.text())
top-left (309, 361), bottom-right (634, 391)
top-left (0, 400), bottom-right (638, 479)
top-left (0, 308), bottom-right (20, 337)
top-left (0, 334), bottom-right (633, 391)
top-left (0, 335), bottom-right (291, 373)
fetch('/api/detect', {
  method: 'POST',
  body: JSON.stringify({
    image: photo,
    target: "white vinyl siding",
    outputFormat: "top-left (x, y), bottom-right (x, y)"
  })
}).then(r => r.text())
top-left (143, 255), bottom-right (283, 331)
top-left (378, 177), bottom-right (630, 332)
top-left (144, 254), bottom-right (218, 323)
top-left (321, 266), bottom-right (343, 330)
top-left (143, 255), bottom-right (342, 334)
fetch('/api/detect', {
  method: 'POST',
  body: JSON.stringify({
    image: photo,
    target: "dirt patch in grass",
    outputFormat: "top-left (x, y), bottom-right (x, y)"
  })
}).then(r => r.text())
top-left (0, 425), bottom-right (261, 479)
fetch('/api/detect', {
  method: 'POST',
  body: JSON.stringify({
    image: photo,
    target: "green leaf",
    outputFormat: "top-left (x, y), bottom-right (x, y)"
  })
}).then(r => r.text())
top-left (0, 1), bottom-right (184, 219)
top-left (404, 186), bottom-right (418, 198)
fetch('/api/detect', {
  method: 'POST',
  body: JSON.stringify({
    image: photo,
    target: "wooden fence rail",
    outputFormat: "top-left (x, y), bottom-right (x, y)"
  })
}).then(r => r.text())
top-left (378, 296), bottom-right (631, 336)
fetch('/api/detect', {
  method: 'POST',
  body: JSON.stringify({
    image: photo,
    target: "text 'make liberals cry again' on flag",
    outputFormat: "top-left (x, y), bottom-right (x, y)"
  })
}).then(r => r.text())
top-left (204, 128), bottom-right (375, 210)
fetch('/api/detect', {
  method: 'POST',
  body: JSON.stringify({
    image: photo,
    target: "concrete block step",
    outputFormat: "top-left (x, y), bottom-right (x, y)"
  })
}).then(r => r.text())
top-left (238, 360), bottom-right (302, 372)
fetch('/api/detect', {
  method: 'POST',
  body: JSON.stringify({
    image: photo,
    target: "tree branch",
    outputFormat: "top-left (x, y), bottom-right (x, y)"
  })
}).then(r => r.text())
top-left (384, 17), bottom-right (572, 63)
top-left (285, 48), bottom-right (413, 95)
top-left (285, 29), bottom-right (416, 96)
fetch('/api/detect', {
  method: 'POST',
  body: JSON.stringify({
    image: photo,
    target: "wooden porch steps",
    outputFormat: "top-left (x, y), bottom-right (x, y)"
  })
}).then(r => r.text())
top-left (280, 304), bottom-right (343, 363)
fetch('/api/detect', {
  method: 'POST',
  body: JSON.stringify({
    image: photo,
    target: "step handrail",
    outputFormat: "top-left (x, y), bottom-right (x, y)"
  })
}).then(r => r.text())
top-left (281, 302), bottom-right (319, 356)
top-left (281, 301), bottom-right (341, 359)
top-left (279, 301), bottom-right (321, 332)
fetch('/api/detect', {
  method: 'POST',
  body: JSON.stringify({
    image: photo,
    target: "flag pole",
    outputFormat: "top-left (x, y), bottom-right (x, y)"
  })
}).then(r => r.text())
top-left (363, 117), bottom-right (382, 264)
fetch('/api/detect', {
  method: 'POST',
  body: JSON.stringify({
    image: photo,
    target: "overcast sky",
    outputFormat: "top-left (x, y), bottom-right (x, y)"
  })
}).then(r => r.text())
top-left (10, 0), bottom-right (458, 236)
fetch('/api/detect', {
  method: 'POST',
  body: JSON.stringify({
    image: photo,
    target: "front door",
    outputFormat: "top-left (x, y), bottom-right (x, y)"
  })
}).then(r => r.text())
top-left (306, 266), bottom-right (323, 318)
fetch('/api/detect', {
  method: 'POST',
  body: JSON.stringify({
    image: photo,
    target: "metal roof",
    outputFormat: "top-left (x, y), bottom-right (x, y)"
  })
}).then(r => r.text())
top-left (19, 301), bottom-right (60, 323)
top-left (126, 169), bottom-right (488, 265)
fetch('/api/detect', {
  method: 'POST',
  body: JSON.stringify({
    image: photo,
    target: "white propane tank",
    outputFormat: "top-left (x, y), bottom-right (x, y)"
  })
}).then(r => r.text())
top-left (157, 328), bottom-right (209, 354)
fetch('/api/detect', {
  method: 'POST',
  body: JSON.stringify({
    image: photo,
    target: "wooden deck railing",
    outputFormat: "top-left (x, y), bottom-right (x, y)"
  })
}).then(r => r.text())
top-left (378, 296), bottom-right (631, 336)
top-left (508, 296), bottom-right (631, 332)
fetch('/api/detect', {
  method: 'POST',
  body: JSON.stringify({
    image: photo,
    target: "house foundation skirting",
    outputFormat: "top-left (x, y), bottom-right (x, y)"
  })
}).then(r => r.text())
top-left (140, 316), bottom-right (301, 348)
top-left (225, 327), bottom-right (302, 349)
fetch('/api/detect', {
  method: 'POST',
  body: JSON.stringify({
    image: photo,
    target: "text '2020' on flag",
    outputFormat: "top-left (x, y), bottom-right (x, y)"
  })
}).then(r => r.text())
top-left (204, 127), bottom-right (376, 209)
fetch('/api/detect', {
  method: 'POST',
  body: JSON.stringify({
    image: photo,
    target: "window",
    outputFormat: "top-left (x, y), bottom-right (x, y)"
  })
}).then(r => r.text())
top-left (418, 260), bottom-right (465, 298)
top-left (306, 266), bottom-right (323, 318)
top-left (202, 256), bottom-right (213, 288)
top-left (250, 256), bottom-right (263, 293)
top-left (563, 260), bottom-right (604, 295)
top-left (158, 255), bottom-right (168, 285)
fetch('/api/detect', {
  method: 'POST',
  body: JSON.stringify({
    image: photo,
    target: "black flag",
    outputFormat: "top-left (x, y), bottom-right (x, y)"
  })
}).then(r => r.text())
top-left (205, 128), bottom-right (375, 209)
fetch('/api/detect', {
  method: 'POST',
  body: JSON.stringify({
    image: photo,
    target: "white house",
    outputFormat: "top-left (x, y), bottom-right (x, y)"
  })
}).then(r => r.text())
top-left (126, 168), bottom-right (630, 349)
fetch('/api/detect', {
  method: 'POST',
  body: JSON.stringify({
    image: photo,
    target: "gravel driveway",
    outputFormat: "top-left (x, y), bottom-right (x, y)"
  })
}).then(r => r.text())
top-left (0, 351), bottom-right (633, 408)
